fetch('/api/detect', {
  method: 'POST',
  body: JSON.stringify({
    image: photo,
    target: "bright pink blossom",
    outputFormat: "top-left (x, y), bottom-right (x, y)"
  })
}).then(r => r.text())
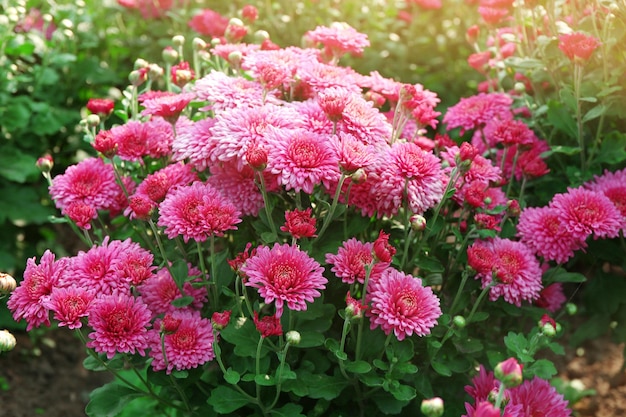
top-left (304, 22), bottom-right (370, 61)
top-left (44, 286), bottom-right (94, 329)
top-left (253, 312), bottom-right (283, 337)
top-left (443, 93), bottom-right (513, 134)
top-left (137, 266), bottom-right (207, 316)
top-left (558, 32), bottom-right (600, 63)
top-left (188, 9), bottom-right (229, 38)
top-left (325, 238), bottom-right (390, 284)
top-left (281, 208), bottom-right (317, 239)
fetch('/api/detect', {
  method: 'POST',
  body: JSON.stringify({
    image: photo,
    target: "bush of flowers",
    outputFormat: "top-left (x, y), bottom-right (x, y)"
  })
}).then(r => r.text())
top-left (3, 1), bottom-right (626, 417)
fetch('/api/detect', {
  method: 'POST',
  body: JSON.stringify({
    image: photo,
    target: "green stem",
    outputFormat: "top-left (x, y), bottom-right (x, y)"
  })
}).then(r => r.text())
top-left (269, 342), bottom-right (291, 409)
top-left (467, 282), bottom-right (494, 324)
top-left (355, 263), bottom-right (374, 361)
top-left (255, 336), bottom-right (266, 403)
top-left (315, 173), bottom-right (348, 242)
top-left (573, 63), bottom-right (585, 170)
top-left (448, 268), bottom-right (471, 315)
top-left (338, 317), bottom-right (352, 379)
top-left (257, 171), bottom-right (277, 237)
top-left (160, 333), bottom-right (191, 411)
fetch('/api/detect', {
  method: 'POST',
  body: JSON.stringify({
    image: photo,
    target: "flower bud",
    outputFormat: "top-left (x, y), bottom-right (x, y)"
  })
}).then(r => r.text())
top-left (0, 330), bottom-right (16, 352)
top-left (241, 5), bottom-right (258, 23)
top-left (161, 314), bottom-right (181, 334)
top-left (565, 302), bottom-right (577, 315)
top-left (148, 63), bottom-right (164, 81)
top-left (420, 397), bottom-right (444, 417)
top-left (494, 357), bottom-right (523, 388)
top-left (129, 68), bottom-right (148, 87)
top-left (542, 322), bottom-right (557, 337)
top-left (351, 168), bottom-right (367, 184)
top-left (36, 154), bottom-right (54, 173)
top-left (192, 37), bottom-right (207, 51)
top-left (453, 315), bottom-right (466, 329)
top-left (172, 35), bottom-right (185, 47)
top-left (513, 82), bottom-right (526, 93)
top-left (134, 58), bottom-right (149, 70)
top-left (86, 114), bottom-right (100, 128)
top-left (0, 273), bottom-right (16, 295)
top-left (228, 50), bottom-right (243, 67)
top-left (286, 330), bottom-right (301, 346)
top-left (410, 214), bottom-right (427, 232)
top-left (212, 310), bottom-right (232, 330)
top-left (254, 30), bottom-right (270, 43)
top-left (466, 24), bottom-right (480, 44)
top-left (162, 46), bottom-right (179, 65)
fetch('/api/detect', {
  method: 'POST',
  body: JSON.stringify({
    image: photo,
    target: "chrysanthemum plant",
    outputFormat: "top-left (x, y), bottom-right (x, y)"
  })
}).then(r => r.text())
top-left (8, 6), bottom-right (626, 417)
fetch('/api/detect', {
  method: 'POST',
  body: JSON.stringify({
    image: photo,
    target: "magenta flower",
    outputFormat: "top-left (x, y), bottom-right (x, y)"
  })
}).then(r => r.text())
top-left (281, 208), bottom-right (317, 239)
top-left (508, 377), bottom-right (572, 417)
top-left (140, 92), bottom-right (196, 123)
top-left (158, 181), bottom-right (242, 242)
top-left (44, 286), bottom-right (94, 329)
top-left (469, 238), bottom-right (543, 306)
top-left (330, 132), bottom-right (376, 173)
top-left (172, 118), bottom-right (218, 171)
top-left (325, 238), bottom-right (390, 284)
top-left (62, 201), bottom-right (97, 230)
top-left (242, 243), bottom-right (327, 317)
top-left (267, 128), bottom-right (340, 194)
top-left (253, 311), bottom-right (283, 338)
top-left (8, 251), bottom-right (70, 330)
top-left (149, 310), bottom-right (215, 374)
top-left (443, 93), bottom-right (513, 134)
top-left (188, 8), bottom-right (229, 38)
top-left (138, 266), bottom-right (208, 316)
top-left (87, 293), bottom-right (152, 359)
top-left (367, 268), bottom-right (441, 340)
top-left (193, 71), bottom-right (272, 114)
top-left (134, 162), bottom-right (198, 204)
top-left (550, 187), bottom-right (623, 241)
top-left (558, 32), bottom-right (600, 63)
top-left (585, 168), bottom-right (626, 231)
top-left (206, 162), bottom-right (265, 217)
top-left (535, 283), bottom-right (567, 313)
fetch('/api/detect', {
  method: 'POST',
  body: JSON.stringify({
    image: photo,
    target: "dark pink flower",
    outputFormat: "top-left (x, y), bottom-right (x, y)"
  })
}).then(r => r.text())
top-left (373, 231), bottom-right (396, 263)
top-left (87, 98), bottom-right (115, 117)
top-left (253, 311), bottom-right (283, 337)
top-left (87, 293), bottom-right (152, 359)
top-left (550, 188), bottom-right (623, 241)
top-left (242, 243), bottom-right (327, 317)
top-left (127, 194), bottom-right (157, 220)
top-left (535, 283), bottom-right (567, 313)
top-left (150, 310), bottom-right (215, 374)
top-left (281, 208), bottom-right (317, 239)
top-left (508, 377), bottom-right (572, 417)
top-left (443, 93), bottom-right (513, 134)
top-left (140, 92), bottom-right (195, 123)
top-left (558, 32), bottom-right (600, 63)
top-left (137, 266), bottom-right (207, 316)
top-left (44, 286), bottom-right (94, 329)
top-left (367, 268), bottom-right (442, 340)
top-left (7, 251), bottom-right (70, 330)
top-left (62, 201), bottom-right (97, 229)
top-left (211, 310), bottom-right (232, 330)
top-left (206, 162), bottom-right (265, 217)
top-left (135, 162), bottom-right (198, 204)
top-left (585, 168), bottom-right (626, 230)
top-left (325, 238), bottom-right (390, 284)
top-left (188, 8), bottom-right (229, 38)
top-left (158, 182), bottom-right (242, 242)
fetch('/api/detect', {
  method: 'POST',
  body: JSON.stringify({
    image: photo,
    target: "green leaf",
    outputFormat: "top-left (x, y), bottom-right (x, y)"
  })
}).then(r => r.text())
top-left (541, 145), bottom-right (581, 158)
top-left (413, 256), bottom-right (445, 273)
top-left (170, 296), bottom-right (194, 307)
top-left (543, 267), bottom-right (586, 284)
top-left (582, 104), bottom-right (606, 123)
top-left (86, 383), bottom-right (143, 417)
top-left (594, 132), bottom-right (626, 165)
top-left (387, 383), bottom-right (416, 401)
top-left (344, 360), bottom-right (372, 374)
top-left (1, 102), bottom-right (31, 131)
top-left (504, 332), bottom-right (533, 362)
top-left (255, 374), bottom-right (276, 386)
top-left (207, 386), bottom-right (251, 413)
top-left (306, 373), bottom-right (349, 400)
top-left (224, 368), bottom-right (240, 384)
top-left (0, 148), bottom-right (39, 183)
top-left (372, 390), bottom-right (409, 414)
top-left (83, 355), bottom-right (107, 372)
top-left (169, 259), bottom-right (188, 289)
top-left (526, 359), bottom-right (557, 379)
top-left (431, 360), bottom-right (451, 376)
top-left (221, 318), bottom-right (268, 358)
top-left (546, 100), bottom-right (577, 137)
top-left (270, 403), bottom-right (305, 417)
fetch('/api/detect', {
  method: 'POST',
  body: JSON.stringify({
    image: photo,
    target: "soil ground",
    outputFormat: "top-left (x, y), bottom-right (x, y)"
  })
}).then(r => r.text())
top-left (1, 327), bottom-right (625, 417)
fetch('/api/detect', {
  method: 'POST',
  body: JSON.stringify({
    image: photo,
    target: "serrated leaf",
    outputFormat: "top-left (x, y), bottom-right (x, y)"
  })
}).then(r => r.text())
top-left (526, 359), bottom-right (557, 379)
top-left (387, 383), bottom-right (416, 401)
top-left (270, 403), bottom-right (305, 417)
top-left (582, 104), bottom-right (606, 123)
top-left (0, 148), bottom-right (39, 183)
top-left (544, 267), bottom-right (587, 284)
top-left (207, 386), bottom-right (251, 413)
top-left (86, 383), bottom-right (143, 417)
top-left (306, 374), bottom-right (349, 400)
top-left (169, 259), bottom-right (188, 290)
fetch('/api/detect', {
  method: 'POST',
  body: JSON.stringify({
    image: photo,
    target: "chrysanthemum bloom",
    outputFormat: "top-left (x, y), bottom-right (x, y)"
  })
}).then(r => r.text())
top-left (49, 157), bottom-right (121, 213)
top-left (485, 119), bottom-right (537, 148)
top-left (253, 311), bottom-right (283, 337)
top-left (517, 206), bottom-right (585, 264)
top-left (62, 201), bottom-right (97, 230)
top-left (8, 251), bottom-right (70, 330)
top-left (117, 0), bottom-right (174, 19)
top-left (550, 187), bottom-right (623, 241)
top-left (558, 32), bottom-right (600, 63)
top-left (304, 22), bottom-right (370, 61)
top-left (127, 194), bottom-right (157, 220)
top-left (188, 8), bottom-right (229, 38)
top-left (86, 98), bottom-right (115, 117)
top-left (468, 51), bottom-right (492, 74)
top-left (206, 162), bottom-right (265, 217)
top-left (373, 230), bottom-right (397, 263)
top-left (535, 283), bottom-right (567, 313)
top-left (158, 181), bottom-right (242, 242)
top-left (330, 132), bottom-right (377, 173)
top-left (463, 366), bottom-right (524, 417)
top-left (478, 6), bottom-right (510, 25)
top-left (211, 310), bottom-right (232, 330)
top-left (242, 243), bottom-right (327, 317)
top-left (325, 238), bottom-right (390, 284)
top-left (135, 162), bottom-right (198, 204)
top-left (172, 118), bottom-right (218, 171)
top-left (107, 121), bottom-right (149, 162)
top-left (137, 267), bottom-right (207, 316)
top-left (93, 130), bottom-right (118, 158)
top-left (367, 268), bottom-right (442, 340)
top-left (115, 244), bottom-right (156, 286)
top-left (210, 103), bottom-right (303, 171)
top-left (335, 91), bottom-right (392, 147)
top-left (281, 208), bottom-right (317, 239)
top-left (408, 0), bottom-right (442, 10)
top-left (44, 286), bottom-right (94, 329)
top-left (317, 86), bottom-right (353, 122)
top-left (585, 168), bottom-right (626, 230)
top-left (149, 310), bottom-right (215, 374)
top-left (243, 47), bottom-right (318, 91)
top-left (469, 238), bottom-right (543, 306)
top-left (87, 293), bottom-right (152, 359)
top-left (267, 128), bottom-right (340, 194)
top-left (508, 377), bottom-right (572, 417)
top-left (345, 291), bottom-right (367, 318)
top-left (140, 92), bottom-right (195, 123)
top-left (443, 93), bottom-right (513, 134)
top-left (297, 61), bottom-right (365, 96)
top-left (289, 99), bottom-right (335, 135)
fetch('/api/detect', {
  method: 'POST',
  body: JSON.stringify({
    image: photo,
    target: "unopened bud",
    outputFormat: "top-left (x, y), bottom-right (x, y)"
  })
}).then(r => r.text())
top-left (410, 214), bottom-right (426, 232)
top-left (514, 82), bottom-right (526, 93)
top-left (0, 330), bottom-right (16, 352)
top-left (254, 30), bottom-right (270, 43)
top-left (453, 315), bottom-right (466, 329)
top-left (162, 47), bottom-right (179, 65)
top-left (565, 302), bottom-right (577, 315)
top-left (228, 17), bottom-right (244, 27)
top-left (494, 358), bottom-right (523, 388)
top-left (351, 168), bottom-right (367, 184)
top-left (228, 50), bottom-right (243, 66)
top-left (286, 330), bottom-right (301, 346)
top-left (542, 322), bottom-right (557, 337)
top-left (0, 273), bottom-right (16, 295)
top-left (36, 154), bottom-right (54, 173)
top-left (172, 35), bottom-right (185, 47)
top-left (129, 69), bottom-right (147, 87)
top-left (420, 397), bottom-right (444, 417)
top-left (86, 114), bottom-right (100, 128)
top-left (192, 37), bottom-right (207, 50)
top-left (148, 63), bottom-right (164, 81)
top-left (134, 58), bottom-right (149, 70)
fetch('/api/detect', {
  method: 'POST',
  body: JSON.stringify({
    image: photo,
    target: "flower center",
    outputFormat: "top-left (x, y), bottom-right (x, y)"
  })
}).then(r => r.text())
top-left (171, 328), bottom-right (196, 350)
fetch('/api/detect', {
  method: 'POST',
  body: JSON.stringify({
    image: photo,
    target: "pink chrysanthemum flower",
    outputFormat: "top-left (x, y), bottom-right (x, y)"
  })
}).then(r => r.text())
top-left (367, 268), bottom-right (441, 340)
top-left (535, 283), bottom-right (567, 313)
top-left (149, 310), bottom-right (215, 374)
top-left (585, 168), bottom-right (626, 229)
top-left (558, 32), bottom-right (600, 63)
top-left (49, 157), bottom-right (121, 212)
top-left (330, 132), bottom-right (377, 173)
top-left (158, 181), bottom-right (242, 242)
top-left (87, 293), bottom-right (152, 359)
top-left (242, 48), bottom-right (316, 91)
top-left (44, 286), bottom-right (94, 329)
top-left (325, 238), bottom-right (390, 284)
top-left (440, 145), bottom-right (503, 185)
top-left (62, 201), bottom-right (97, 229)
top-left (134, 162), bottom-right (198, 204)
top-left (140, 92), bottom-right (196, 123)
top-left (253, 311), bottom-right (283, 337)
top-left (550, 187), bottom-right (623, 241)
top-left (517, 206), bottom-right (586, 264)
top-left (463, 366), bottom-right (525, 417)
top-left (469, 238), bottom-right (543, 306)
top-left (188, 8), bottom-right (229, 38)
top-left (508, 377), bottom-right (572, 417)
top-left (304, 22), bottom-right (370, 61)
top-left (335, 91), bottom-right (392, 147)
top-left (172, 118), bottom-right (218, 171)
top-left (108, 121), bottom-right (149, 162)
top-left (281, 208), bottom-right (317, 239)
top-left (194, 71), bottom-right (277, 114)
top-left (206, 162), bottom-right (265, 217)
top-left (442, 93), bottom-right (513, 134)
top-left (211, 103), bottom-right (304, 171)
top-left (210, 43), bottom-right (260, 64)
top-left (242, 243), bottom-right (327, 317)
top-left (298, 61), bottom-right (365, 95)
top-left (8, 251), bottom-right (70, 330)
top-left (289, 99), bottom-right (334, 135)
top-left (267, 128), bottom-right (340, 194)
top-left (137, 266), bottom-right (208, 316)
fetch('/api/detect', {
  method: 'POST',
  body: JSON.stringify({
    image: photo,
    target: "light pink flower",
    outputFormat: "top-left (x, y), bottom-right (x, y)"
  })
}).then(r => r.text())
top-left (305, 22), bottom-right (370, 60)
top-left (298, 61), bottom-right (365, 96)
top-left (149, 310), bottom-right (215, 374)
top-left (242, 243), bottom-right (327, 317)
top-left (137, 266), bottom-right (208, 316)
top-left (87, 293), bottom-right (152, 359)
top-left (325, 238), bottom-right (390, 284)
top-left (158, 181), bottom-right (242, 242)
top-left (7, 251), bottom-right (70, 330)
top-left (469, 238), bottom-right (543, 306)
top-left (443, 93), bottom-right (513, 134)
top-left (172, 118), bottom-right (218, 171)
top-left (550, 187), bottom-right (623, 240)
top-left (188, 8), bottom-right (229, 38)
top-left (134, 162), bottom-right (198, 204)
top-left (194, 71), bottom-right (275, 114)
top-left (367, 268), bottom-right (441, 340)
top-left (330, 132), bottom-right (376, 173)
top-left (267, 128), bottom-right (340, 194)
top-left (585, 168), bottom-right (626, 230)
top-left (558, 32), bottom-right (600, 63)
top-left (206, 162), bottom-right (265, 217)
